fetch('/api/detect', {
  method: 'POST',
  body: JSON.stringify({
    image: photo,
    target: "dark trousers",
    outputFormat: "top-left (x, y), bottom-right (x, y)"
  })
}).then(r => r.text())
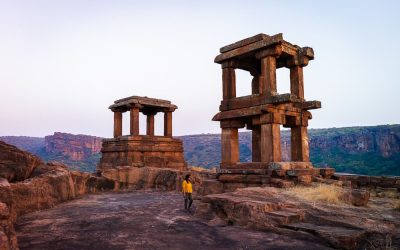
top-left (184, 193), bottom-right (193, 209)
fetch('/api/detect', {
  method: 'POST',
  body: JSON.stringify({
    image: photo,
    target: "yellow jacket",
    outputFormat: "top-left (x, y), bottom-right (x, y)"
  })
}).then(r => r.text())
top-left (182, 180), bottom-right (193, 193)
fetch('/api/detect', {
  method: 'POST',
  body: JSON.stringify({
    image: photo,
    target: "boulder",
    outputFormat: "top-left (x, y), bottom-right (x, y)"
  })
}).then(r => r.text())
top-left (340, 189), bottom-right (370, 206)
top-left (10, 165), bottom-right (76, 217)
top-left (0, 141), bottom-right (42, 182)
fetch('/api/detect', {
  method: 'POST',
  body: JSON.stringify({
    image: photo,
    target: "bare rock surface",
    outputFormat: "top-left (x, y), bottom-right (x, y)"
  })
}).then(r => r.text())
top-left (15, 191), bottom-right (333, 250)
top-left (196, 187), bottom-right (400, 250)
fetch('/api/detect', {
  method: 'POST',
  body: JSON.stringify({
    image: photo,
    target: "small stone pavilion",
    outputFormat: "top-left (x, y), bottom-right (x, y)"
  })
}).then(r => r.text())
top-left (213, 33), bottom-right (334, 186)
top-left (98, 96), bottom-right (187, 171)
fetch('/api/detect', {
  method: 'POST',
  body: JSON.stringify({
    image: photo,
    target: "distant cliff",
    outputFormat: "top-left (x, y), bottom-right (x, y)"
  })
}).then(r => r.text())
top-left (0, 132), bottom-right (102, 172)
top-left (44, 132), bottom-right (102, 161)
top-left (1, 125), bottom-right (399, 175)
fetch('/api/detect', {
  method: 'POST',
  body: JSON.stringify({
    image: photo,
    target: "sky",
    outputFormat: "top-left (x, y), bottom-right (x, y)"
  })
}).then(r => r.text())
top-left (0, 0), bottom-right (399, 137)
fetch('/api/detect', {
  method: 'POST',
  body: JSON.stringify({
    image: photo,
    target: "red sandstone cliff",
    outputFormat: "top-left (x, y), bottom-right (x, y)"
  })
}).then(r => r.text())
top-left (44, 132), bottom-right (102, 161)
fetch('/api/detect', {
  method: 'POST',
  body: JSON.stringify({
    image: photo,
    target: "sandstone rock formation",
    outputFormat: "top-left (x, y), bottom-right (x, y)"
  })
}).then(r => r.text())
top-left (0, 141), bottom-right (114, 250)
top-left (44, 132), bottom-right (102, 161)
top-left (196, 187), bottom-right (400, 249)
top-left (0, 141), bottom-right (42, 182)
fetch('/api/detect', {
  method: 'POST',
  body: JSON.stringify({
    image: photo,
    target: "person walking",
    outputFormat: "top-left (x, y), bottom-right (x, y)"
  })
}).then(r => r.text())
top-left (182, 174), bottom-right (193, 211)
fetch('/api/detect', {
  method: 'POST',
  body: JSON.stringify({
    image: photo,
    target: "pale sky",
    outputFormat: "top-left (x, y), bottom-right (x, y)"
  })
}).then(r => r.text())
top-left (0, 0), bottom-right (399, 137)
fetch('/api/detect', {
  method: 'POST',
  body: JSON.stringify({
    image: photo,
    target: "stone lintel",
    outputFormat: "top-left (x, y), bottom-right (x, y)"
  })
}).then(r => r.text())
top-left (255, 45), bottom-right (283, 59)
top-left (295, 100), bottom-right (321, 110)
top-left (259, 113), bottom-right (284, 124)
top-left (213, 106), bottom-right (263, 121)
top-left (109, 96), bottom-right (177, 113)
top-left (219, 93), bottom-right (304, 112)
top-left (214, 103), bottom-right (308, 122)
top-left (214, 33), bottom-right (283, 63)
top-left (219, 33), bottom-right (270, 53)
top-left (220, 120), bottom-right (246, 129)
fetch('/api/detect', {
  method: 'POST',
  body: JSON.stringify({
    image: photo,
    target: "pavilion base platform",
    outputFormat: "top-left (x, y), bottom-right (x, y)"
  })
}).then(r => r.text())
top-left (98, 136), bottom-right (187, 171)
top-left (198, 163), bottom-right (336, 195)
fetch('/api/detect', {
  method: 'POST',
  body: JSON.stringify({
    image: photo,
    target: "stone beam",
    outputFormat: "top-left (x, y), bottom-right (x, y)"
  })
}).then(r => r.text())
top-left (219, 33), bottom-right (270, 53)
top-left (214, 33), bottom-right (283, 63)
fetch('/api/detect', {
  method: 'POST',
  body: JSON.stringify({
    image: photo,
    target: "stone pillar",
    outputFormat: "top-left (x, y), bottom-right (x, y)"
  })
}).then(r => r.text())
top-left (221, 128), bottom-right (239, 167)
top-left (260, 123), bottom-right (281, 163)
top-left (113, 111), bottom-right (122, 138)
top-left (290, 66), bottom-right (304, 99)
top-left (222, 63), bottom-right (236, 100)
top-left (259, 56), bottom-right (277, 97)
top-left (250, 69), bottom-right (260, 95)
top-left (130, 107), bottom-right (139, 136)
top-left (252, 126), bottom-right (261, 162)
top-left (164, 111), bottom-right (172, 137)
top-left (291, 126), bottom-right (309, 162)
top-left (146, 114), bottom-right (155, 136)
top-left (250, 70), bottom-right (261, 162)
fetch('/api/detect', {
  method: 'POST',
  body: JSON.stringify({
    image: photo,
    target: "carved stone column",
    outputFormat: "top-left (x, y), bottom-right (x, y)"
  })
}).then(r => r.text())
top-left (260, 113), bottom-right (282, 163)
top-left (146, 114), bottom-right (155, 136)
top-left (259, 56), bottom-right (277, 97)
top-left (251, 70), bottom-right (261, 161)
top-left (130, 107), bottom-right (139, 136)
top-left (221, 128), bottom-right (239, 167)
top-left (291, 114), bottom-right (310, 162)
top-left (252, 126), bottom-right (261, 162)
top-left (164, 111), bottom-right (172, 137)
top-left (260, 123), bottom-right (281, 163)
top-left (291, 126), bottom-right (309, 162)
top-left (251, 71), bottom-right (260, 95)
top-left (222, 61), bottom-right (237, 100)
top-left (290, 65), bottom-right (304, 99)
top-left (113, 111), bottom-right (122, 138)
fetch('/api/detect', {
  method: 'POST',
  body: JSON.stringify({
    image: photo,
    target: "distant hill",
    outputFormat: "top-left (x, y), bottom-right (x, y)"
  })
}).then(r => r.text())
top-left (1, 124), bottom-right (399, 176)
top-left (0, 132), bottom-right (102, 172)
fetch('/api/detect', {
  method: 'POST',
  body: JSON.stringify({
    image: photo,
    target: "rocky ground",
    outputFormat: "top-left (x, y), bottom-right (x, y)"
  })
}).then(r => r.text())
top-left (15, 191), bottom-right (334, 250)
top-left (196, 187), bottom-right (400, 250)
